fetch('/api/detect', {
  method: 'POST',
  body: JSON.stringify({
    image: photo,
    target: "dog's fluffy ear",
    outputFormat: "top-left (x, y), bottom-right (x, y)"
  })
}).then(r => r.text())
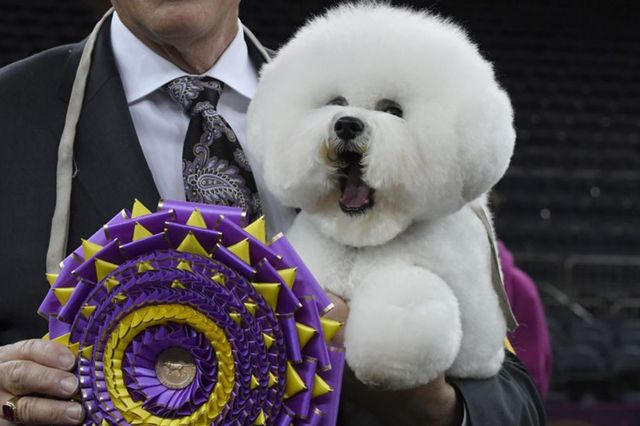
top-left (456, 84), bottom-right (515, 202)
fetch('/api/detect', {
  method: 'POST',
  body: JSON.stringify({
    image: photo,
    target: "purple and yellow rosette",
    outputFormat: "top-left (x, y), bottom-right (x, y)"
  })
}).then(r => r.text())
top-left (38, 200), bottom-right (344, 426)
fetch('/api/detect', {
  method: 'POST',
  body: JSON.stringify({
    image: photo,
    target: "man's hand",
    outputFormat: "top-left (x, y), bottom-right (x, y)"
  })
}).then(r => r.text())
top-left (0, 339), bottom-right (84, 425)
top-left (325, 293), bottom-right (464, 426)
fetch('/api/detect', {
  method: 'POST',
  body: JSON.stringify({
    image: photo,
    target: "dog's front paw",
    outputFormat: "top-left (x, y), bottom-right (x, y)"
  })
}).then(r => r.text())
top-left (344, 265), bottom-right (462, 390)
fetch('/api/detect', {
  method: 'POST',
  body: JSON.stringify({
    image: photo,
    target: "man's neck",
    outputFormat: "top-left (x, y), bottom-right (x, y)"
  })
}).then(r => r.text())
top-left (118, 11), bottom-right (239, 75)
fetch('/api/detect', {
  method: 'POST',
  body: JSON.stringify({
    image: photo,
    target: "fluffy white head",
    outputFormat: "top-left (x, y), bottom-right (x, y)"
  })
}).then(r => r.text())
top-left (246, 2), bottom-right (515, 247)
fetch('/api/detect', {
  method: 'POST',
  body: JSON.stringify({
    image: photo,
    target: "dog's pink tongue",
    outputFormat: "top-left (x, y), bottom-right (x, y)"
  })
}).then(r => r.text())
top-left (340, 164), bottom-right (371, 209)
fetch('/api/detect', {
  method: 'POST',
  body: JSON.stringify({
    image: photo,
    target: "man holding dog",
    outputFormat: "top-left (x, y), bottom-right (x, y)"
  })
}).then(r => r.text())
top-left (0, 0), bottom-right (544, 425)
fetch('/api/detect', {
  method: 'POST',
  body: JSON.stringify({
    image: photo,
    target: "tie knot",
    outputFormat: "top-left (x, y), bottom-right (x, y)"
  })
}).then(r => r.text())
top-left (165, 76), bottom-right (223, 115)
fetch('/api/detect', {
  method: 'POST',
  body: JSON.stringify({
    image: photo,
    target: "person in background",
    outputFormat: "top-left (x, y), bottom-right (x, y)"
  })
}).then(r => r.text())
top-left (500, 240), bottom-right (553, 398)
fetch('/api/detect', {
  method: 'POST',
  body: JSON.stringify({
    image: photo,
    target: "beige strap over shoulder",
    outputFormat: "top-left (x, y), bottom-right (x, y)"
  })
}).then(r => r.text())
top-left (472, 205), bottom-right (519, 332)
top-left (45, 9), bottom-right (114, 272)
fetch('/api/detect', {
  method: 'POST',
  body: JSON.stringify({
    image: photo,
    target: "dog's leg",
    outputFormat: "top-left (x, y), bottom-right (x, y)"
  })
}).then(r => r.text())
top-left (344, 261), bottom-right (462, 390)
top-left (421, 205), bottom-right (506, 379)
top-left (445, 284), bottom-right (506, 379)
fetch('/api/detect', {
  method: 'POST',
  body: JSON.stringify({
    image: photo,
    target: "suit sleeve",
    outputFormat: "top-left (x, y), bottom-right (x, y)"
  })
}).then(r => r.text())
top-left (450, 351), bottom-right (546, 425)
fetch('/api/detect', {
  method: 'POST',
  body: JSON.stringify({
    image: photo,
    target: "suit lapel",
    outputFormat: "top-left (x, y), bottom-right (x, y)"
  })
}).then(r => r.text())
top-left (59, 16), bottom-right (159, 220)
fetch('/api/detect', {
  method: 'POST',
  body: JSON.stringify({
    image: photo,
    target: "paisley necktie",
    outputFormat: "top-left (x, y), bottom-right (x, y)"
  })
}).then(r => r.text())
top-left (166, 76), bottom-right (262, 220)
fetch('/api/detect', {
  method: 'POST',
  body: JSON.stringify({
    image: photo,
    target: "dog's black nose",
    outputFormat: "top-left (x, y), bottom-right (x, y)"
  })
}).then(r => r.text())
top-left (334, 116), bottom-right (364, 140)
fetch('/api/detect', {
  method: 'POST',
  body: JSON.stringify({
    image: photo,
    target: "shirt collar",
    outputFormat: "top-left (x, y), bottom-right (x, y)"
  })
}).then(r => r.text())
top-left (110, 11), bottom-right (258, 104)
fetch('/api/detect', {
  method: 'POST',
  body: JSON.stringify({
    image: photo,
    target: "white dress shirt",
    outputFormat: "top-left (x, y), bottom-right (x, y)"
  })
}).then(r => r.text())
top-left (110, 12), bottom-right (295, 235)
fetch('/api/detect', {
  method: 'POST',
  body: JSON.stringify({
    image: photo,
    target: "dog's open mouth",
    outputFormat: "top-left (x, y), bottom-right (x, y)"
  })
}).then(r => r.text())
top-left (338, 152), bottom-right (375, 214)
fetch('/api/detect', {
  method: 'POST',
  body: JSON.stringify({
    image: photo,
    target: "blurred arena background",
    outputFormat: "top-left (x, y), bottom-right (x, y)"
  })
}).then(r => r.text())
top-left (1, 0), bottom-right (639, 424)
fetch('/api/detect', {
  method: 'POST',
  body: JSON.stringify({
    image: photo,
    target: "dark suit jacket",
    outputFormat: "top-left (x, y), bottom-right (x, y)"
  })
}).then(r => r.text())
top-left (0, 18), bottom-right (544, 425)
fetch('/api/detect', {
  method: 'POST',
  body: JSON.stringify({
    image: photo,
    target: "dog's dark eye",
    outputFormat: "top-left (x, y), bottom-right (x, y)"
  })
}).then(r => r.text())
top-left (328, 96), bottom-right (348, 106)
top-left (376, 99), bottom-right (403, 118)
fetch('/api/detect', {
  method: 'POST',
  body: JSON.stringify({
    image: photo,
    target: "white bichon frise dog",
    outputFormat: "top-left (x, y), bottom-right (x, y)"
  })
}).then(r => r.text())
top-left (245, 2), bottom-right (517, 390)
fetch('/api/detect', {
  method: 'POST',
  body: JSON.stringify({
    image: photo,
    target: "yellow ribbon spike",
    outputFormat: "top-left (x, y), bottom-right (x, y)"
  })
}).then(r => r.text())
top-left (186, 208), bottom-right (208, 229)
top-left (253, 410), bottom-right (266, 426)
top-left (263, 333), bottom-right (275, 350)
top-left (244, 216), bottom-right (266, 244)
top-left (42, 333), bottom-right (50, 340)
top-left (131, 199), bottom-right (152, 218)
top-left (176, 260), bottom-right (192, 272)
top-left (81, 305), bottom-right (96, 319)
top-left (229, 312), bottom-right (241, 325)
top-left (504, 337), bottom-right (516, 355)
top-left (81, 239), bottom-right (103, 260)
top-left (244, 302), bottom-right (258, 316)
top-left (277, 268), bottom-right (297, 289)
top-left (80, 345), bottom-right (94, 359)
top-left (284, 362), bottom-right (307, 399)
top-left (296, 322), bottom-right (317, 349)
top-left (95, 258), bottom-right (119, 281)
top-left (250, 374), bottom-right (260, 390)
top-left (211, 273), bottom-right (226, 286)
top-left (53, 287), bottom-right (74, 306)
top-left (52, 333), bottom-right (71, 347)
top-left (113, 293), bottom-right (128, 303)
top-left (137, 261), bottom-right (155, 273)
top-left (251, 283), bottom-right (280, 311)
top-left (105, 277), bottom-right (120, 292)
top-left (171, 280), bottom-right (186, 290)
top-left (320, 318), bottom-right (343, 344)
top-left (101, 419), bottom-right (109, 426)
top-left (45, 273), bottom-right (58, 287)
top-left (67, 342), bottom-right (80, 357)
top-left (176, 232), bottom-right (209, 257)
top-left (311, 374), bottom-right (333, 398)
top-left (268, 372), bottom-right (278, 388)
top-left (133, 222), bottom-right (153, 241)
top-left (227, 239), bottom-right (251, 264)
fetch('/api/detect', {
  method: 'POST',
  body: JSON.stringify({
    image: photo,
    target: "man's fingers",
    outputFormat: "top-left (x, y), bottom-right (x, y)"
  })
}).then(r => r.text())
top-left (325, 292), bottom-right (349, 321)
top-left (6, 394), bottom-right (84, 425)
top-left (0, 360), bottom-right (78, 398)
top-left (0, 340), bottom-right (75, 370)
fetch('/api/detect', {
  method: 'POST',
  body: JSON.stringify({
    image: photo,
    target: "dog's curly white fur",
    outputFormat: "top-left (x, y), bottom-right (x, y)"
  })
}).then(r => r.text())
top-left (246, 2), bottom-right (515, 390)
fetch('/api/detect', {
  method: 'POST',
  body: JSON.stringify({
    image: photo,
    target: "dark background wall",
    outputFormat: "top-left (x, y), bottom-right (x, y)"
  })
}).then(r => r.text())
top-left (2, 1), bottom-right (640, 424)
